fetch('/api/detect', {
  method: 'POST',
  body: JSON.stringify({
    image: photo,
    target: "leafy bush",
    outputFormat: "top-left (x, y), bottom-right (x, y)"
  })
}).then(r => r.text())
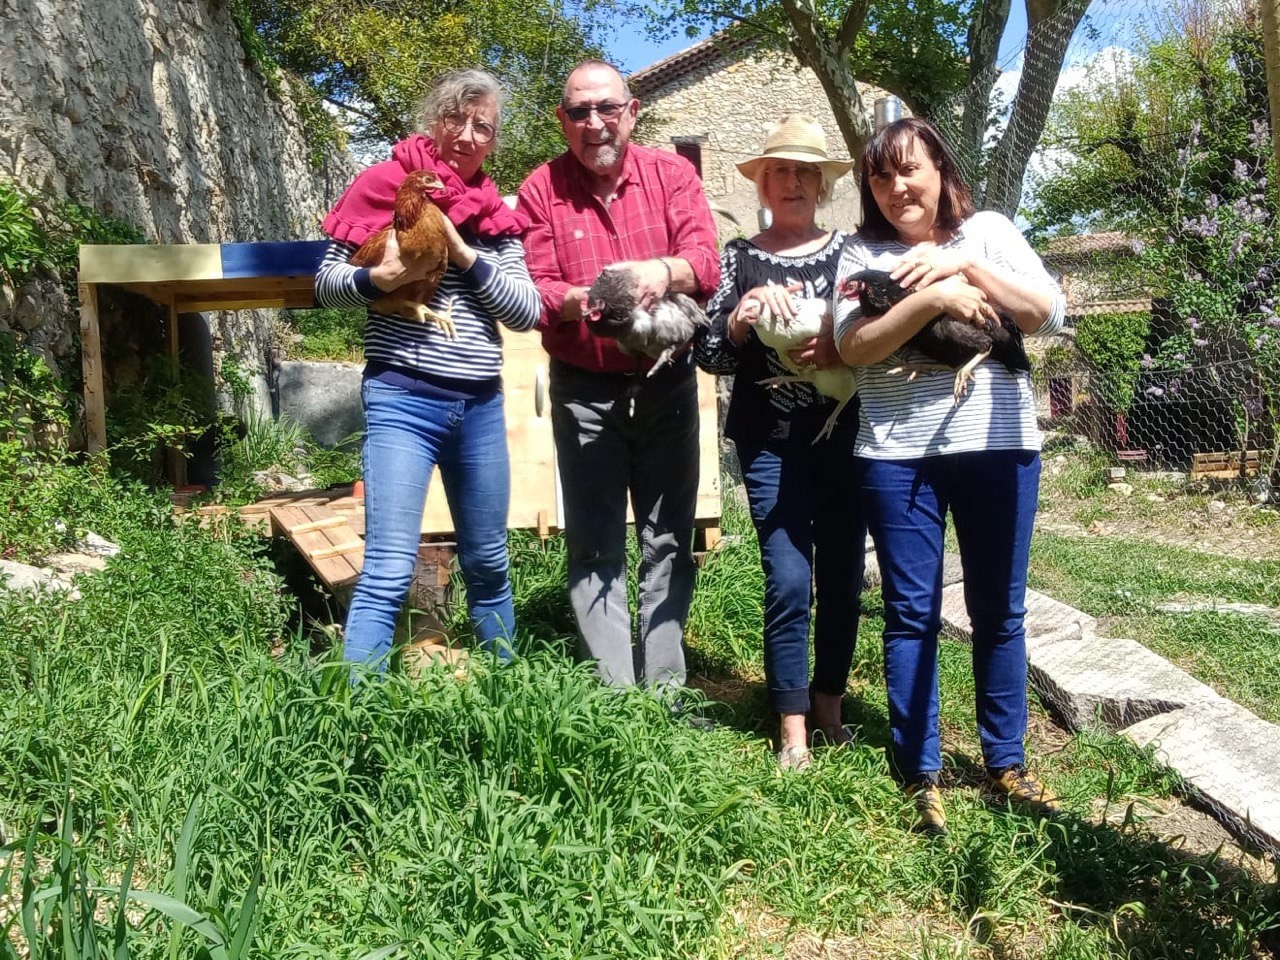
top-left (0, 178), bottom-right (144, 287)
top-left (1074, 309), bottom-right (1152, 412)
top-left (283, 306), bottom-right (366, 362)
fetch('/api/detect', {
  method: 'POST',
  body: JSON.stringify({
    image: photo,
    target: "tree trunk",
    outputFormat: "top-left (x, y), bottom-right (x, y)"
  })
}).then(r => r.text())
top-left (981, 0), bottom-right (1090, 215)
top-left (780, 0), bottom-right (874, 156)
top-left (955, 0), bottom-right (1012, 180)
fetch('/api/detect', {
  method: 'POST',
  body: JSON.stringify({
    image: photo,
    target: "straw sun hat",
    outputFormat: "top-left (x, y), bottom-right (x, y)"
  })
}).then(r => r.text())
top-left (735, 115), bottom-right (854, 182)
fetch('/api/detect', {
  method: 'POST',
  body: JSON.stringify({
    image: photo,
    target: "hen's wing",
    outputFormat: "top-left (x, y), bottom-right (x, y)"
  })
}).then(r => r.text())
top-left (988, 316), bottom-right (1031, 373)
top-left (349, 227), bottom-right (390, 268)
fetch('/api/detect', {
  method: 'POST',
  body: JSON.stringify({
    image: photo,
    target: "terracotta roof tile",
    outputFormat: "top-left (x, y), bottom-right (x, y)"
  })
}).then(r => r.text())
top-left (628, 30), bottom-right (756, 98)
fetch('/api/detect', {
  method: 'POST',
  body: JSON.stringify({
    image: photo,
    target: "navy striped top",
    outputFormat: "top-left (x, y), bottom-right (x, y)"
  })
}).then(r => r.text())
top-left (314, 235), bottom-right (540, 386)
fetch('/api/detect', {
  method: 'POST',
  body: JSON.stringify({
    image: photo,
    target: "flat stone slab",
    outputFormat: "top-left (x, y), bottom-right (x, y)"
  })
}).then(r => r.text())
top-left (1123, 700), bottom-right (1280, 856)
top-left (863, 549), bottom-right (961, 594)
top-left (931, 570), bottom-right (1279, 859)
top-left (940, 584), bottom-right (1095, 646)
top-left (0, 559), bottom-right (80, 600)
top-left (1026, 631), bottom-right (1221, 731)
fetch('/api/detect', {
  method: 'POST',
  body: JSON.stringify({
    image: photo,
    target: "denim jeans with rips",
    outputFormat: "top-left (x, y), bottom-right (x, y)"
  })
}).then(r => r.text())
top-left (857, 449), bottom-right (1041, 780)
top-left (549, 357), bottom-right (699, 688)
top-left (343, 378), bottom-right (515, 668)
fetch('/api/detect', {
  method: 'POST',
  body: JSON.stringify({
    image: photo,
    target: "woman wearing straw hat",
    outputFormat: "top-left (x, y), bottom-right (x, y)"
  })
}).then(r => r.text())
top-left (694, 115), bottom-right (866, 772)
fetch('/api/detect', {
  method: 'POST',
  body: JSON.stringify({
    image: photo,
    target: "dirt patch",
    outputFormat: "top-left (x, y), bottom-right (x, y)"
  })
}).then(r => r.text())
top-left (1090, 794), bottom-right (1277, 885)
top-left (1038, 453), bottom-right (1280, 560)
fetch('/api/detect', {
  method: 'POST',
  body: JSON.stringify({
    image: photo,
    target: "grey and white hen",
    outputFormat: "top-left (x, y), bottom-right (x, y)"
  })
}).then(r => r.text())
top-left (586, 265), bottom-right (709, 374)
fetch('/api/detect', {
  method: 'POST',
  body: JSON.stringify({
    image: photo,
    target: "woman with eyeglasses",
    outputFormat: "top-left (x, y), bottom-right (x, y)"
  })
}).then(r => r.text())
top-left (316, 68), bottom-right (540, 672)
top-left (694, 116), bottom-right (866, 772)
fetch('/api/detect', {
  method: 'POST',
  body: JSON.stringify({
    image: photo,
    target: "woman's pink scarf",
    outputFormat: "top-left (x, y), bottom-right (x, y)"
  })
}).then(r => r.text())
top-left (322, 134), bottom-right (528, 246)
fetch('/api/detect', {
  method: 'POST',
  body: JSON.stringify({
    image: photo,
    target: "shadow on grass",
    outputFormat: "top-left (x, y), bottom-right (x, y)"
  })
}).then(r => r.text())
top-left (927, 797), bottom-right (1280, 959)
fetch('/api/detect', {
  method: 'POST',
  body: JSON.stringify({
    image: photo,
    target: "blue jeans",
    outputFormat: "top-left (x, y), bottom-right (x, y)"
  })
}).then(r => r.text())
top-left (549, 358), bottom-right (699, 687)
top-left (738, 437), bottom-right (866, 715)
top-left (857, 450), bottom-right (1040, 780)
top-left (343, 378), bottom-right (515, 668)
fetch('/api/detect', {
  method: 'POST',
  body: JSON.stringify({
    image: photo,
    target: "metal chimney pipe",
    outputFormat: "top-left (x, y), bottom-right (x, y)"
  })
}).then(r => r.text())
top-left (874, 96), bottom-right (902, 129)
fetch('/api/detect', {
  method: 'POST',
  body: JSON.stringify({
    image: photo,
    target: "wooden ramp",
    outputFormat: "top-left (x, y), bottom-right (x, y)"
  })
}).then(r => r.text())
top-left (257, 493), bottom-right (367, 591)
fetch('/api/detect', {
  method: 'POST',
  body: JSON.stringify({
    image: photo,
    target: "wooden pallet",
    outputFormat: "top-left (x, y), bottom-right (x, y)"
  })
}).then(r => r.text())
top-left (1190, 450), bottom-right (1261, 480)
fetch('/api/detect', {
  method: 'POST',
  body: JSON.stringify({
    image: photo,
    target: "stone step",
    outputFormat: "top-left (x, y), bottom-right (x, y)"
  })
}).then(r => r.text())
top-left (1123, 700), bottom-right (1280, 858)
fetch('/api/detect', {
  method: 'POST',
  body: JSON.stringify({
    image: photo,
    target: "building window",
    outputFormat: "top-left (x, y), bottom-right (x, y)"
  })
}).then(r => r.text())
top-left (674, 141), bottom-right (703, 179)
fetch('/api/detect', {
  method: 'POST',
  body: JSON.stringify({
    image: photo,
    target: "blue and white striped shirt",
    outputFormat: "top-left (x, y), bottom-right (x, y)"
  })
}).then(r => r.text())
top-left (314, 235), bottom-right (540, 382)
top-left (834, 211), bottom-right (1065, 459)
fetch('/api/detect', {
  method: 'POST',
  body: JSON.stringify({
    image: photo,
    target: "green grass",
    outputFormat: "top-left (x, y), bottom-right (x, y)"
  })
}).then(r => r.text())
top-left (284, 307), bottom-right (366, 363)
top-left (2, 469), bottom-right (1278, 958)
top-left (1030, 532), bottom-right (1280, 723)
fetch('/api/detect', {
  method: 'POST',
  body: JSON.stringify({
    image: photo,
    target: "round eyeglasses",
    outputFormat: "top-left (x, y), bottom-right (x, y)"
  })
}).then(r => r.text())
top-left (442, 113), bottom-right (496, 144)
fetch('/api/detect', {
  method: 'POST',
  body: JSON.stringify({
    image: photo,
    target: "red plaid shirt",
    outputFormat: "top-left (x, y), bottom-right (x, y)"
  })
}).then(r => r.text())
top-left (517, 144), bottom-right (721, 373)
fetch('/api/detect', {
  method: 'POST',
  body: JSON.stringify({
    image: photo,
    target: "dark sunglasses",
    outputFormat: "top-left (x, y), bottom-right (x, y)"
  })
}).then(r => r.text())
top-left (563, 101), bottom-right (627, 123)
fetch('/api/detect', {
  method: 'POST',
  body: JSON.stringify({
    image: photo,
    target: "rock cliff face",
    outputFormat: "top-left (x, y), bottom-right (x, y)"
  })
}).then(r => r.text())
top-left (0, 0), bottom-right (353, 418)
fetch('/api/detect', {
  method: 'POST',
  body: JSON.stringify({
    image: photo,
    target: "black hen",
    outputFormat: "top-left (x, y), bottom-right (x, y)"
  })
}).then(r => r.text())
top-left (586, 266), bottom-right (709, 375)
top-left (844, 268), bottom-right (1030, 402)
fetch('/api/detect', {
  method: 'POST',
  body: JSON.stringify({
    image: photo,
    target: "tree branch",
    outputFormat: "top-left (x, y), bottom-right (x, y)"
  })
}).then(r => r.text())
top-left (835, 0), bottom-right (870, 57)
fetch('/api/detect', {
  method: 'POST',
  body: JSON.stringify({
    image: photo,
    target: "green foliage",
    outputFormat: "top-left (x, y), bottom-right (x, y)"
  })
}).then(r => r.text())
top-left (0, 180), bottom-right (144, 286)
top-left (285, 306), bottom-right (366, 362)
top-left (105, 356), bottom-right (215, 485)
top-left (0, 334), bottom-right (73, 559)
top-left (227, 0), bottom-right (346, 168)
top-left (2, 477), bottom-right (1280, 956)
top-left (234, 0), bottom-right (604, 192)
top-left (1026, 3), bottom-right (1278, 456)
top-left (1074, 310), bottom-right (1152, 412)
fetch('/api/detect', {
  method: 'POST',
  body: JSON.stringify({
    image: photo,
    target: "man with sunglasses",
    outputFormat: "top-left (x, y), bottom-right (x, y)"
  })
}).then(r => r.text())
top-left (517, 59), bottom-right (720, 693)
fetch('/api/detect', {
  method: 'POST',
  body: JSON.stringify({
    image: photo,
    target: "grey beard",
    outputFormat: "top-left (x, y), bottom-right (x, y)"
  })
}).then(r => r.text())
top-left (588, 140), bottom-right (622, 172)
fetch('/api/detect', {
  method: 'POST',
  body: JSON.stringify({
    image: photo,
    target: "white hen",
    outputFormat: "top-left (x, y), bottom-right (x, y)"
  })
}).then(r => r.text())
top-left (741, 290), bottom-right (857, 443)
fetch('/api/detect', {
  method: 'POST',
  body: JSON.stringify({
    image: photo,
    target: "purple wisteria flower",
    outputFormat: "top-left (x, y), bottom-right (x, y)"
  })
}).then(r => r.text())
top-left (1233, 158), bottom-right (1252, 181)
top-left (1140, 353), bottom-right (1154, 369)
top-left (1206, 193), bottom-right (1220, 211)
top-left (1129, 238), bottom-right (1146, 255)
top-left (1181, 214), bottom-right (1220, 238)
top-left (1248, 119), bottom-right (1270, 152)
top-left (1145, 385), bottom-right (1165, 397)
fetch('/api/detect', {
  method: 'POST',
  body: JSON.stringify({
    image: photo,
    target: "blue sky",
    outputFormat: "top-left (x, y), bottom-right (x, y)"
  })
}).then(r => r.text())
top-left (603, 4), bottom-right (1033, 77)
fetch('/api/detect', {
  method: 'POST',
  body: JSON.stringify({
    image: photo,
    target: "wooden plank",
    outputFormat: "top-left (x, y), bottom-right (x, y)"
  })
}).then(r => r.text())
top-left (311, 539), bottom-right (365, 560)
top-left (79, 243), bottom-right (223, 284)
top-left (290, 515), bottom-right (350, 534)
top-left (1191, 450), bottom-right (1261, 479)
top-left (271, 503), bottom-right (365, 589)
top-left (77, 282), bottom-right (107, 457)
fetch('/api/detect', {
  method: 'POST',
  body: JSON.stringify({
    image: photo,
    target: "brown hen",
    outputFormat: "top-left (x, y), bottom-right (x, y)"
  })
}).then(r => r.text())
top-left (348, 169), bottom-right (456, 339)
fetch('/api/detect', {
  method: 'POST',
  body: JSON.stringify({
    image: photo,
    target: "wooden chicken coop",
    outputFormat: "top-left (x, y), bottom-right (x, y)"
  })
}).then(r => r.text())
top-left (77, 241), bottom-right (723, 594)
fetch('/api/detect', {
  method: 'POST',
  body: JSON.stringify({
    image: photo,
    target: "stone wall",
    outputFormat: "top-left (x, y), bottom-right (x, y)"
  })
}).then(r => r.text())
top-left (0, 0), bottom-right (354, 425)
top-left (633, 48), bottom-right (879, 244)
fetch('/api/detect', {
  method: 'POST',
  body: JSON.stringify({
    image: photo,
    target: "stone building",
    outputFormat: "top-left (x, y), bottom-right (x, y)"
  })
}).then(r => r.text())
top-left (628, 35), bottom-right (884, 243)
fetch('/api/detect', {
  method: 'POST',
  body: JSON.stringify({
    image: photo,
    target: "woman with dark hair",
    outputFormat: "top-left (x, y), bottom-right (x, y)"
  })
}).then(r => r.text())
top-left (316, 69), bottom-right (539, 670)
top-left (695, 116), bottom-right (865, 771)
top-left (834, 117), bottom-right (1066, 834)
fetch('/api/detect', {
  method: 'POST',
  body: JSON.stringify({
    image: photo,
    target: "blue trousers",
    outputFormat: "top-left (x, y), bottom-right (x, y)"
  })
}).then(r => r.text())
top-left (549, 358), bottom-right (699, 688)
top-left (738, 438), bottom-right (866, 715)
top-left (343, 378), bottom-right (515, 668)
top-left (857, 450), bottom-right (1040, 780)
